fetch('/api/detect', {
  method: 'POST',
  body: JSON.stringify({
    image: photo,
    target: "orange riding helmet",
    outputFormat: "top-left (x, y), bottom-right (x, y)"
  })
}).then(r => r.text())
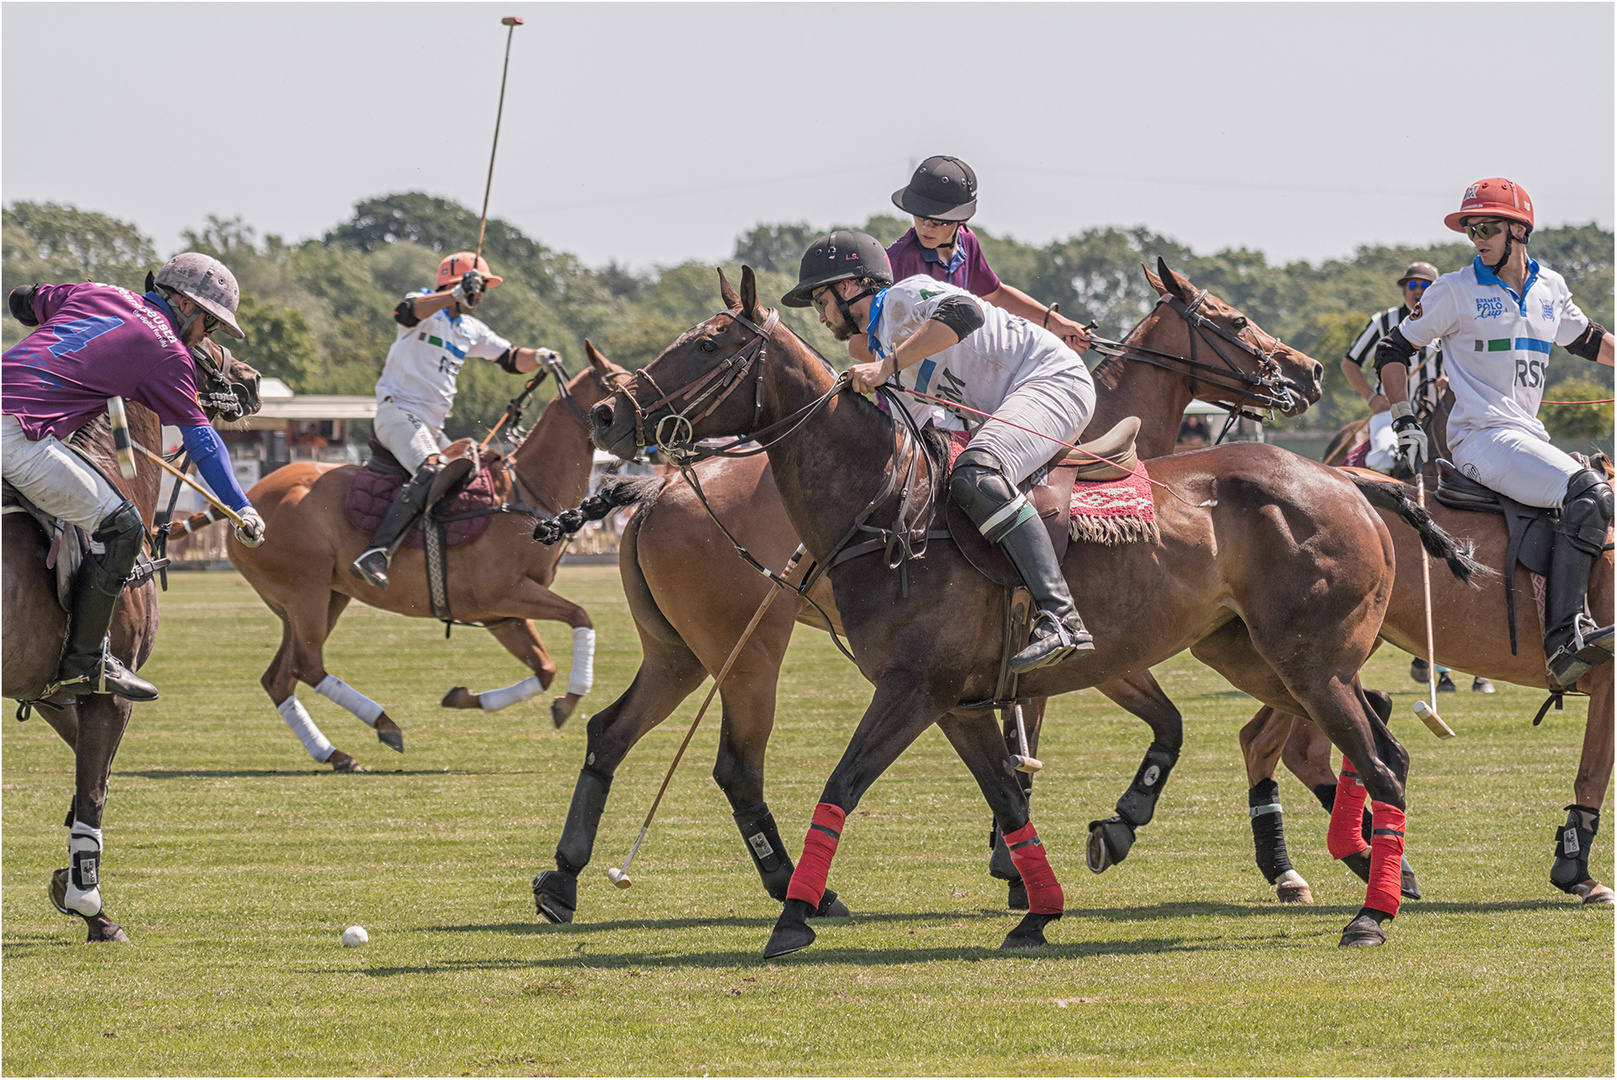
top-left (1444, 178), bottom-right (1534, 234)
top-left (436, 252), bottom-right (504, 291)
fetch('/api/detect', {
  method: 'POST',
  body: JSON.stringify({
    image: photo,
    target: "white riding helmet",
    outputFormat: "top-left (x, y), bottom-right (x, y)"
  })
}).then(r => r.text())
top-left (153, 252), bottom-right (244, 339)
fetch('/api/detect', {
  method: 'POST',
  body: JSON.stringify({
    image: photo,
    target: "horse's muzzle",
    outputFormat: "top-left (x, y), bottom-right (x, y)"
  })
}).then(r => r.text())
top-left (590, 398), bottom-right (638, 460)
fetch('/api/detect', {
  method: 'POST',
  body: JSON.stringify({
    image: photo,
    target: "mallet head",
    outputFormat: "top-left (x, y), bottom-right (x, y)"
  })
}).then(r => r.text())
top-left (1012, 755), bottom-right (1044, 775)
top-left (606, 866), bottom-right (632, 889)
top-left (1413, 699), bottom-right (1456, 739)
top-left (501, 16), bottom-right (523, 25)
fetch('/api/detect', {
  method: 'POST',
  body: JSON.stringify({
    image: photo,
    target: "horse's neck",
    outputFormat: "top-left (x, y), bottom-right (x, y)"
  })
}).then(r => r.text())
top-left (511, 394), bottom-right (595, 508)
top-left (70, 406), bottom-right (163, 524)
top-left (1090, 348), bottom-right (1194, 459)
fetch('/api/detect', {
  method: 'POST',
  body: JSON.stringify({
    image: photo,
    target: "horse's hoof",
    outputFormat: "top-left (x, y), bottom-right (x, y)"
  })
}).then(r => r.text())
top-left (1275, 869), bottom-right (1313, 904)
top-left (1000, 911), bottom-right (1061, 950)
top-left (551, 695), bottom-right (579, 728)
top-left (1086, 824), bottom-right (1113, 873)
top-left (1400, 855), bottom-right (1422, 900)
top-left (1338, 913), bottom-right (1387, 947)
top-left (532, 871), bottom-right (577, 925)
top-left (1007, 878), bottom-right (1029, 911)
top-left (441, 687), bottom-right (479, 709)
top-left (328, 750), bottom-right (367, 773)
top-left (1086, 817), bottom-right (1134, 873)
top-left (1339, 849), bottom-right (1373, 884)
top-left (812, 889), bottom-right (850, 918)
top-left (86, 918), bottom-right (130, 943)
top-left (1572, 881), bottom-right (1616, 906)
top-left (376, 723), bottom-right (404, 754)
top-left (763, 900), bottom-right (816, 958)
top-left (48, 868), bottom-right (72, 916)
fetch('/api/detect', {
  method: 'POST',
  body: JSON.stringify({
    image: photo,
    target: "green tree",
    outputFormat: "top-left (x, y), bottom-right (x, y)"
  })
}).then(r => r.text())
top-left (1541, 376), bottom-right (1615, 448)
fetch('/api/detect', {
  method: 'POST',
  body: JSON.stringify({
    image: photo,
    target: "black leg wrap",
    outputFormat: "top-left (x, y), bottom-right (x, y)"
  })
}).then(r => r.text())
top-left (1551, 804), bottom-right (1600, 892)
top-left (1312, 783), bottom-right (1337, 814)
top-left (1116, 741), bottom-right (1179, 827)
top-left (988, 820), bottom-right (1022, 881)
top-left (1248, 779), bottom-right (1293, 884)
top-left (554, 766), bottom-right (613, 877)
top-left (734, 802), bottom-right (795, 902)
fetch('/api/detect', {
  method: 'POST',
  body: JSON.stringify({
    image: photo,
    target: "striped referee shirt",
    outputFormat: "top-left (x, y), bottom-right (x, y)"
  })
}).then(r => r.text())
top-left (1345, 304), bottom-right (1444, 411)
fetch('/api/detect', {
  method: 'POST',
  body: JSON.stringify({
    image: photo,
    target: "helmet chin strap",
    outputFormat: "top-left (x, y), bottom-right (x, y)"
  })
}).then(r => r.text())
top-left (158, 285), bottom-right (206, 338)
top-left (834, 285), bottom-right (878, 335)
top-left (1488, 227), bottom-right (1525, 275)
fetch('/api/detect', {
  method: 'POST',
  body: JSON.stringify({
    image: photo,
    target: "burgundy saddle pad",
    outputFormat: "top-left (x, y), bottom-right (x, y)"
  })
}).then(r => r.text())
top-left (344, 459), bottom-right (501, 549)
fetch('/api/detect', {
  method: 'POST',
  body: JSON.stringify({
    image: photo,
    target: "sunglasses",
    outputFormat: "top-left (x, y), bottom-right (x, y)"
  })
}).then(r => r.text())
top-left (1403, 280), bottom-right (1431, 292)
top-left (1463, 219), bottom-right (1507, 241)
top-left (811, 288), bottom-right (834, 314)
top-left (915, 215), bottom-right (961, 229)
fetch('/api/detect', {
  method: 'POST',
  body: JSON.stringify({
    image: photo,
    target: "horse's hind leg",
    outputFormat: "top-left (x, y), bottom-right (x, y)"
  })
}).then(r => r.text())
top-left (55, 695), bottom-right (132, 942)
top-left (255, 591), bottom-right (356, 769)
top-left (1239, 707), bottom-right (1314, 903)
top-left (532, 642), bottom-right (708, 924)
top-left (472, 578), bottom-right (595, 726)
top-left (305, 592), bottom-right (404, 755)
top-left (442, 619), bottom-right (565, 724)
top-left (1557, 670), bottom-right (1615, 905)
top-left (1084, 672), bottom-right (1183, 875)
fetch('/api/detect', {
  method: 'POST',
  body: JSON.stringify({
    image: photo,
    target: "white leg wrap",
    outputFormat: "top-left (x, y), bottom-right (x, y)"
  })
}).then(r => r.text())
top-left (567, 626), bottom-right (596, 696)
top-left (277, 695), bottom-right (336, 763)
top-left (67, 821), bottom-right (104, 917)
top-left (314, 674), bottom-right (384, 728)
top-left (479, 675), bottom-right (543, 713)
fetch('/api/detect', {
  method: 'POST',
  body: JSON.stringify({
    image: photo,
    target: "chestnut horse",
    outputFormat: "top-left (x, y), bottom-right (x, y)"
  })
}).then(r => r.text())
top-left (2, 344), bottom-right (260, 942)
top-left (226, 347), bottom-right (625, 769)
top-left (592, 266), bottom-right (1409, 954)
top-left (533, 260), bottom-right (1339, 924)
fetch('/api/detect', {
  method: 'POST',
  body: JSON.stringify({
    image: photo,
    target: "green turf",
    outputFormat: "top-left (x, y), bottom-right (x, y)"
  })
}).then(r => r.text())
top-left (3, 568), bottom-right (1612, 1075)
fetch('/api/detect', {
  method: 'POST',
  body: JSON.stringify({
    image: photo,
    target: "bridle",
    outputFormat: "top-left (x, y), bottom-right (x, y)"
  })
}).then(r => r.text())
top-left (496, 352), bottom-right (617, 514)
top-left (1087, 289), bottom-right (1303, 420)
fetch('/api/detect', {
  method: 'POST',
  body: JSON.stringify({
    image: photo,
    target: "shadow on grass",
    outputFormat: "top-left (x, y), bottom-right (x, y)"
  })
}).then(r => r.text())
top-left (116, 767), bottom-right (503, 780)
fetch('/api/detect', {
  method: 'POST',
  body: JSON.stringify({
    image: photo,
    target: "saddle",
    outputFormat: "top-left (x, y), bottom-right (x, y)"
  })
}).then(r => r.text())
top-left (1, 481), bottom-right (84, 613)
top-left (345, 438), bottom-right (501, 550)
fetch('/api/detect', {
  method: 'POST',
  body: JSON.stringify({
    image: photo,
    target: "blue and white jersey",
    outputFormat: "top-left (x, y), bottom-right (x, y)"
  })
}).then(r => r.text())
top-left (1398, 257), bottom-right (1591, 447)
top-left (374, 291), bottom-right (511, 429)
top-left (867, 277), bottom-right (1089, 431)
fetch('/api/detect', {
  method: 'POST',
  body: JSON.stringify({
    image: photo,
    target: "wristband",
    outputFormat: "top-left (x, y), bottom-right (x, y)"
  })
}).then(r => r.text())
top-left (1389, 400), bottom-right (1414, 422)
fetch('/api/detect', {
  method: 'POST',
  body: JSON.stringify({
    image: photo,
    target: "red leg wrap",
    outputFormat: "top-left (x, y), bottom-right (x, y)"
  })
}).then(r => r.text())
top-left (785, 803), bottom-right (846, 906)
top-left (1326, 757), bottom-right (1371, 860)
top-left (1003, 822), bottom-right (1064, 915)
top-left (1365, 801), bottom-right (1406, 917)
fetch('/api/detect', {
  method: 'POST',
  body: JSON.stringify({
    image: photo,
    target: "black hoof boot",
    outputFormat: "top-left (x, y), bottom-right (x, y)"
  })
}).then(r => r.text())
top-left (532, 870), bottom-right (577, 924)
top-left (1339, 908), bottom-right (1390, 948)
top-left (813, 889), bottom-right (850, 918)
top-left (763, 899), bottom-right (817, 958)
top-left (1007, 878), bottom-right (1028, 911)
top-left (1086, 816), bottom-right (1135, 873)
top-left (1340, 849), bottom-right (1373, 884)
top-left (1001, 911), bottom-right (1061, 950)
top-left (1400, 855), bottom-right (1421, 900)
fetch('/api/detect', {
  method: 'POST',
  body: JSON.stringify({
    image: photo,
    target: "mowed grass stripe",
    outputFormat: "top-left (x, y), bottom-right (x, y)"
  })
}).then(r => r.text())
top-left (3, 568), bottom-right (1610, 1075)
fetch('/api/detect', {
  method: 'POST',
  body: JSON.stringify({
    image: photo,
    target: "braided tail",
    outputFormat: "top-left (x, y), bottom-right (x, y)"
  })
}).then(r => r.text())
top-left (1343, 469), bottom-right (1491, 584)
top-left (533, 476), bottom-right (665, 544)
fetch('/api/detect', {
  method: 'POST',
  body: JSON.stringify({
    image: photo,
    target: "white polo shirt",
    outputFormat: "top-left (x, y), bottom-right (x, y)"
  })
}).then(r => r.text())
top-left (866, 277), bottom-right (1090, 431)
top-left (374, 292), bottom-right (512, 429)
top-left (1398, 257), bottom-right (1590, 447)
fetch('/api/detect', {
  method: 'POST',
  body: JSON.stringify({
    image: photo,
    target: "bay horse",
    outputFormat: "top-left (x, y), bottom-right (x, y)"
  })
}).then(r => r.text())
top-left (533, 259), bottom-right (1339, 924)
top-left (226, 347), bottom-right (625, 770)
top-left (2, 343), bottom-right (261, 942)
top-left (1233, 462), bottom-right (1615, 905)
top-left (591, 265), bottom-right (1410, 954)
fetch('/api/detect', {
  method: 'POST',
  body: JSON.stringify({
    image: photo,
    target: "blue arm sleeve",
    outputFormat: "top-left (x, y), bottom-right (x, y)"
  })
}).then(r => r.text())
top-left (179, 425), bottom-right (252, 512)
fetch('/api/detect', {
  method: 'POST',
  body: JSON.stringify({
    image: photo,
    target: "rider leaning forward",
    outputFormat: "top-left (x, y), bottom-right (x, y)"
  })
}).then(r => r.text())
top-left (350, 252), bottom-right (559, 589)
top-left (3, 253), bottom-right (266, 701)
top-left (1376, 177), bottom-right (1615, 701)
top-left (785, 230), bottom-right (1097, 673)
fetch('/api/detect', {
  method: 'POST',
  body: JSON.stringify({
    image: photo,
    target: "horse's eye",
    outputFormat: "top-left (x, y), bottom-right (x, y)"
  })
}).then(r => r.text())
top-left (700, 339), bottom-right (718, 353)
top-left (1232, 317), bottom-right (1248, 330)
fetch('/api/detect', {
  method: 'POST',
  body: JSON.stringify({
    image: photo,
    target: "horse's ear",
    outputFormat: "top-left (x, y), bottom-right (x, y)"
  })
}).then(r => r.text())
top-left (1142, 261), bottom-right (1165, 296)
top-left (718, 268), bottom-right (741, 311)
top-left (583, 338), bottom-right (611, 371)
top-left (1156, 256), bottom-right (1189, 300)
top-left (739, 264), bottom-right (761, 319)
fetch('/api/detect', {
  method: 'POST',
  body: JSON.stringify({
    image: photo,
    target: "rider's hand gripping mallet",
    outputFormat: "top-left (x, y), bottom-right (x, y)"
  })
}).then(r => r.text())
top-left (1411, 470), bottom-right (1456, 739)
top-left (106, 397), bottom-right (138, 479)
top-left (609, 546), bottom-right (807, 888)
top-left (129, 440), bottom-right (248, 530)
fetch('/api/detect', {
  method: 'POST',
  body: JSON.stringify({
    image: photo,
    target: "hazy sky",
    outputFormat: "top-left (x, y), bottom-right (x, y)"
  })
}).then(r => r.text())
top-left (4, 2), bottom-right (1612, 272)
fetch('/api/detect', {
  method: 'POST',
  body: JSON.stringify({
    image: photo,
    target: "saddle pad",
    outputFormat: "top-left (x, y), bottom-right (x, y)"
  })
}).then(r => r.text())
top-left (1344, 440), bottom-right (1370, 469)
top-left (344, 462), bottom-right (500, 549)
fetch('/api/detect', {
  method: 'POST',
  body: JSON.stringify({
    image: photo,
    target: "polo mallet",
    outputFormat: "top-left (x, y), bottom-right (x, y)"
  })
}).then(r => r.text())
top-left (1011, 703), bottom-right (1042, 774)
top-left (609, 546), bottom-right (807, 889)
top-left (106, 397), bottom-right (138, 479)
top-left (1411, 469), bottom-right (1455, 739)
top-left (130, 441), bottom-right (248, 530)
top-left (473, 15), bottom-right (524, 265)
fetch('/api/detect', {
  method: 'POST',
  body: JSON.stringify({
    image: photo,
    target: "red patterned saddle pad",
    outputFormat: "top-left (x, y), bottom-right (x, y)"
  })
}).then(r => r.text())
top-left (1344, 439), bottom-right (1370, 469)
top-left (344, 461), bottom-right (501, 549)
top-left (946, 430), bottom-right (1156, 544)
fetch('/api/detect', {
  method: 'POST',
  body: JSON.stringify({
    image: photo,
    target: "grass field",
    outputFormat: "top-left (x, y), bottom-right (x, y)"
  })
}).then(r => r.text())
top-left (3, 567), bottom-right (1612, 1076)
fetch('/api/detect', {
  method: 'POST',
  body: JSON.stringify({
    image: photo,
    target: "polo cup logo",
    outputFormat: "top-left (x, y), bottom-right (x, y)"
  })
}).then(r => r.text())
top-left (1476, 297), bottom-right (1504, 319)
top-left (748, 832), bottom-right (775, 859)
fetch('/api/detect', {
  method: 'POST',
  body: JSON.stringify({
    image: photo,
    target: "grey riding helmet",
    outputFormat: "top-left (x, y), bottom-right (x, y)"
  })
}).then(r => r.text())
top-left (154, 252), bottom-right (244, 339)
top-left (1397, 262), bottom-right (1440, 286)
top-left (892, 155), bottom-right (978, 222)
top-left (781, 231), bottom-right (894, 308)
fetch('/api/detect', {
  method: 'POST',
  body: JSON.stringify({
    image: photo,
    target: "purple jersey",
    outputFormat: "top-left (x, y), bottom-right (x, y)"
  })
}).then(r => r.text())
top-left (885, 225), bottom-right (1002, 298)
top-left (3, 283), bottom-right (209, 441)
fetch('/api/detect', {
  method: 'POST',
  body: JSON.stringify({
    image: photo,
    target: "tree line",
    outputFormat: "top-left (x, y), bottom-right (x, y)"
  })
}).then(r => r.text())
top-left (4, 194), bottom-right (1611, 444)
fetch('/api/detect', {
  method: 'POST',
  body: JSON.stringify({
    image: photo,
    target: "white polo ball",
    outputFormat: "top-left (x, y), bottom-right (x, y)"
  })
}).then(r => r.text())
top-left (341, 925), bottom-right (368, 947)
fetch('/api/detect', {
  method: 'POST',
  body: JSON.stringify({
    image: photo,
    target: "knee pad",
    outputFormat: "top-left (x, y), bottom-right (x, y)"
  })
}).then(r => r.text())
top-left (1551, 804), bottom-right (1600, 891)
top-left (89, 501), bottom-right (144, 592)
top-left (1561, 470), bottom-right (1614, 554)
top-left (950, 448), bottom-right (1031, 541)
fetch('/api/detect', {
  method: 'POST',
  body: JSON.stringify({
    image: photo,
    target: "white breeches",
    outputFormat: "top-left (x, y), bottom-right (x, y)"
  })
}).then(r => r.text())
top-left (373, 400), bottom-right (448, 474)
top-left (1450, 425), bottom-right (1582, 509)
top-left (1, 414), bottom-right (125, 530)
top-left (1364, 409), bottom-right (1400, 475)
top-left (967, 369), bottom-right (1096, 485)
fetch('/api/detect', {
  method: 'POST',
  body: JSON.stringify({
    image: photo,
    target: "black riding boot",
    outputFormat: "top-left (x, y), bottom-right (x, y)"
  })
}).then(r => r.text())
top-left (1544, 469), bottom-right (1614, 689)
top-left (350, 458), bottom-right (470, 590)
top-left (950, 447), bottom-right (1093, 674)
top-left (55, 501), bottom-right (157, 701)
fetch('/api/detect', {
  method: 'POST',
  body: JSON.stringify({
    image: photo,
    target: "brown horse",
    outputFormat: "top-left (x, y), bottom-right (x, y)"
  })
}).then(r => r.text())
top-left (1234, 463), bottom-right (1616, 905)
top-left (532, 260), bottom-right (1335, 924)
top-left (226, 346), bottom-right (625, 769)
top-left (2, 344), bottom-right (261, 942)
top-left (591, 265), bottom-right (1412, 954)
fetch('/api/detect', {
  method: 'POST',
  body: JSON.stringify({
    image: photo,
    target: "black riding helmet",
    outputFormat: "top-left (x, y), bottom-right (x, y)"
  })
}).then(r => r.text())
top-left (891, 155), bottom-right (978, 222)
top-left (781, 230), bottom-right (893, 308)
